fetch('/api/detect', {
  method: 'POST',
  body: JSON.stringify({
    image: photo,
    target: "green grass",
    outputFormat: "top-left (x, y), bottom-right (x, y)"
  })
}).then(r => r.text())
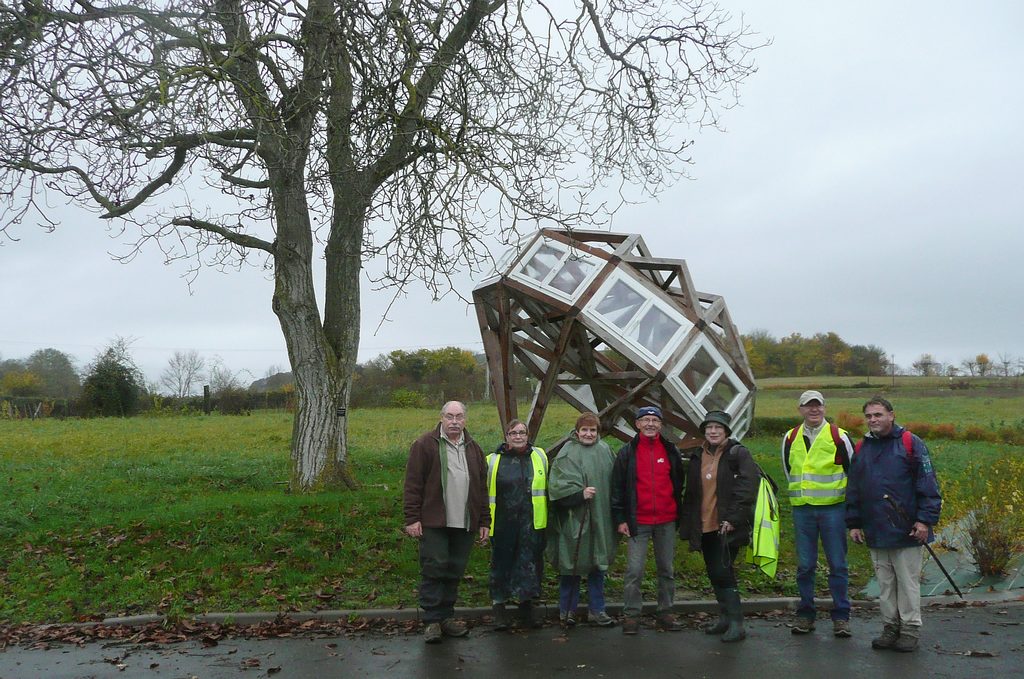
top-left (753, 384), bottom-right (1024, 430)
top-left (1, 401), bottom-right (1021, 623)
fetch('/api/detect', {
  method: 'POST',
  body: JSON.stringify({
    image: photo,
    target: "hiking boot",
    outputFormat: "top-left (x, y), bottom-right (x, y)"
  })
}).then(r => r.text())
top-left (833, 619), bottom-right (852, 638)
top-left (622, 617), bottom-right (640, 635)
top-left (655, 613), bottom-right (682, 631)
top-left (894, 630), bottom-right (920, 653)
top-left (423, 622), bottom-right (442, 644)
top-left (588, 611), bottom-right (616, 627)
top-left (559, 611), bottom-right (577, 628)
top-left (492, 603), bottom-right (509, 631)
top-left (439, 618), bottom-right (468, 638)
top-left (720, 587), bottom-right (746, 643)
top-left (871, 624), bottom-right (900, 650)
top-left (518, 600), bottom-right (543, 629)
top-left (791, 616), bottom-right (815, 635)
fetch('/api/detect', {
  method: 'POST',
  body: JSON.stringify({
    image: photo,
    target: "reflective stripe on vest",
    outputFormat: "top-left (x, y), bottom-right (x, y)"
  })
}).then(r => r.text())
top-left (487, 447), bottom-right (548, 533)
top-left (785, 424), bottom-right (847, 506)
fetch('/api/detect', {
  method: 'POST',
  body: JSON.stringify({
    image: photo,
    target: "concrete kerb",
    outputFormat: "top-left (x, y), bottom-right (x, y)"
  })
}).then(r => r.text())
top-left (92, 596), bottom-right (865, 628)
top-left (82, 590), bottom-right (1022, 629)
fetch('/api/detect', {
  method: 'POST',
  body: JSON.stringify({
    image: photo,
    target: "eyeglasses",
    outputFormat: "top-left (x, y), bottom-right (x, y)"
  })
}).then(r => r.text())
top-left (507, 430), bottom-right (528, 437)
top-left (442, 413), bottom-right (466, 422)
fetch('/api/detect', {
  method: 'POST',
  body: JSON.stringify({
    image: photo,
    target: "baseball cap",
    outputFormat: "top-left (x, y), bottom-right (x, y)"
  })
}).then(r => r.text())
top-left (798, 390), bottom-right (825, 406)
top-left (635, 405), bottom-right (663, 420)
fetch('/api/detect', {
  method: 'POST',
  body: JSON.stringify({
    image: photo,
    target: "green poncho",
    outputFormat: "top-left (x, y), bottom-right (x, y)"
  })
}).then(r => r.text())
top-left (547, 436), bottom-right (618, 575)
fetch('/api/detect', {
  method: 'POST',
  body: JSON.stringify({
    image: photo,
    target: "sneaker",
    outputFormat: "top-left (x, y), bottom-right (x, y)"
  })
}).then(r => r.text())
top-left (559, 611), bottom-right (577, 628)
top-left (791, 617), bottom-right (815, 635)
top-left (439, 618), bottom-right (468, 638)
top-left (655, 613), bottom-right (682, 631)
top-left (871, 624), bottom-right (900, 650)
top-left (588, 611), bottom-right (616, 627)
top-left (423, 622), bottom-right (442, 644)
top-left (894, 631), bottom-right (919, 653)
top-left (622, 617), bottom-right (640, 635)
top-left (833, 619), bottom-right (852, 638)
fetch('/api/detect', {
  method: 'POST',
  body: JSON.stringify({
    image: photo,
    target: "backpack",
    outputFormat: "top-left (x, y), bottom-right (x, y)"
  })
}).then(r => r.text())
top-left (728, 447), bottom-right (780, 578)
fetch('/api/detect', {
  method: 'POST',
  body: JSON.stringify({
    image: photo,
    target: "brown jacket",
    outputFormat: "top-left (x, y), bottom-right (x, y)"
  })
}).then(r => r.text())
top-left (403, 425), bottom-right (490, 530)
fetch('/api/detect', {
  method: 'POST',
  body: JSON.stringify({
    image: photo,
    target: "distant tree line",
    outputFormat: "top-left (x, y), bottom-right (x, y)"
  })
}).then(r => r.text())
top-left (6, 335), bottom-right (1022, 419)
top-left (742, 330), bottom-right (889, 378)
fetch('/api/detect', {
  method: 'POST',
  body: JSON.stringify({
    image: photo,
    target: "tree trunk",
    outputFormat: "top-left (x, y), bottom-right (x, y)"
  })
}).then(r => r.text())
top-left (270, 170), bottom-right (360, 491)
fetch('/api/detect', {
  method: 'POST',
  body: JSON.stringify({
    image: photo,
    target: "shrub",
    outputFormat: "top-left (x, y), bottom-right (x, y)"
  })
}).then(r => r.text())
top-left (943, 454), bottom-right (1024, 576)
top-left (834, 411), bottom-right (864, 436)
top-left (748, 416), bottom-right (791, 436)
top-left (217, 387), bottom-right (253, 415)
top-left (959, 425), bottom-right (994, 442)
top-left (390, 388), bottom-right (428, 409)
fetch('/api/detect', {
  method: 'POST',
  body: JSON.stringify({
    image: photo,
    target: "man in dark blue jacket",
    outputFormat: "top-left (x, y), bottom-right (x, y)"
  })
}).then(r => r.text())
top-left (846, 397), bottom-right (941, 653)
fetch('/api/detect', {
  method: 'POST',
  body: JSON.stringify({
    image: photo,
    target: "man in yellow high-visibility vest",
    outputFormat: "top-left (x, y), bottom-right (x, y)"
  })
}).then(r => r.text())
top-left (782, 390), bottom-right (854, 638)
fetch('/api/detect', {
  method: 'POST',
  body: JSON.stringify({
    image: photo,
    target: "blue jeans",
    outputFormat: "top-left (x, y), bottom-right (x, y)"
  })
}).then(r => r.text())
top-left (793, 504), bottom-right (850, 621)
top-left (622, 522), bottom-right (676, 616)
top-left (559, 569), bottom-right (606, 614)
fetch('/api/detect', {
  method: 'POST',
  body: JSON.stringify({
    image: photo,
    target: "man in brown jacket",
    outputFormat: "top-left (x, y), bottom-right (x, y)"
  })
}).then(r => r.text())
top-left (403, 401), bottom-right (490, 643)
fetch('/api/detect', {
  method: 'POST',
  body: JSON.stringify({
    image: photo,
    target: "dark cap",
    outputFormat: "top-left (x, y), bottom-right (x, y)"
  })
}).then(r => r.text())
top-left (635, 405), bottom-right (663, 421)
top-left (699, 410), bottom-right (733, 435)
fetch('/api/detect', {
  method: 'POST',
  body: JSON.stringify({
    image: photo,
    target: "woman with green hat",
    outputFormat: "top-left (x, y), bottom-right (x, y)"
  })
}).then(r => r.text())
top-left (679, 410), bottom-right (759, 642)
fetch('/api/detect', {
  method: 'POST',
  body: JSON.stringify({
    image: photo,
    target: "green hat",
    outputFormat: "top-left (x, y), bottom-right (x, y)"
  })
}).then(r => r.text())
top-left (699, 410), bottom-right (733, 436)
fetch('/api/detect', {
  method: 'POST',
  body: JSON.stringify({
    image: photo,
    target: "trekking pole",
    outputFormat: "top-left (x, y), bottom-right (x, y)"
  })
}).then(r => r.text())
top-left (883, 494), bottom-right (964, 599)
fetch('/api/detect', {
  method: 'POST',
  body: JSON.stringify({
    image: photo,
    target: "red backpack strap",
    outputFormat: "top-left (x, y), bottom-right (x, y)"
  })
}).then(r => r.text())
top-left (784, 426), bottom-right (799, 455)
top-left (829, 423), bottom-right (847, 466)
top-left (902, 430), bottom-right (914, 456)
top-left (854, 439), bottom-right (864, 455)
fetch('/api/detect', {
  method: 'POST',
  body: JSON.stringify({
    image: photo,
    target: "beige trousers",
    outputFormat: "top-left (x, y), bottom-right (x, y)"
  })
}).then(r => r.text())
top-left (869, 546), bottom-right (923, 629)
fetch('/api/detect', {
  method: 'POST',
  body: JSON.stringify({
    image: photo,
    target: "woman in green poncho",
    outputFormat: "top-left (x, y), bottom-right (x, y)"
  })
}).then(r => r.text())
top-left (548, 412), bottom-right (618, 628)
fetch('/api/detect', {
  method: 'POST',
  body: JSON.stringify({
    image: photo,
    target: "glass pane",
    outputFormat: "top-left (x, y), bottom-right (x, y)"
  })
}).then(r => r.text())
top-left (520, 243), bottom-right (564, 282)
top-left (549, 257), bottom-right (595, 294)
top-left (680, 346), bottom-right (717, 394)
top-left (702, 375), bottom-right (739, 411)
top-left (634, 306), bottom-right (681, 355)
top-left (594, 280), bottom-right (645, 328)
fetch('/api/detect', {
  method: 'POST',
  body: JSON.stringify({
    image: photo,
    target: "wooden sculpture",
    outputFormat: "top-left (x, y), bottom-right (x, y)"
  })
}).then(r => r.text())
top-left (473, 228), bottom-right (755, 451)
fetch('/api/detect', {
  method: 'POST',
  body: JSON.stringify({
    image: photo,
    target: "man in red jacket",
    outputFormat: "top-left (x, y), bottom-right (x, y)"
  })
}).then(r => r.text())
top-left (403, 401), bottom-right (490, 643)
top-left (611, 405), bottom-right (685, 635)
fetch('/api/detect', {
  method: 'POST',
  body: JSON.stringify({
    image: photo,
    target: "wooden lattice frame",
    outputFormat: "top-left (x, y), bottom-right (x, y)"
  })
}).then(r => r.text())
top-left (473, 228), bottom-right (756, 453)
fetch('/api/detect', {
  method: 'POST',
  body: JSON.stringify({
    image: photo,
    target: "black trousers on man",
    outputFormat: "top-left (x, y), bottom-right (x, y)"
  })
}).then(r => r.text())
top-left (419, 527), bottom-right (475, 623)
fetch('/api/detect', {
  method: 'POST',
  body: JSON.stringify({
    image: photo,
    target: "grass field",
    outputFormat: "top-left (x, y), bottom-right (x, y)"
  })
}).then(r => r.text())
top-left (1, 392), bottom-right (1021, 624)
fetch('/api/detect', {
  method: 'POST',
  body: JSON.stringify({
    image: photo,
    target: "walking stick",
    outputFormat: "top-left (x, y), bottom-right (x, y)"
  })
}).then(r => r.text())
top-left (883, 494), bottom-right (964, 599)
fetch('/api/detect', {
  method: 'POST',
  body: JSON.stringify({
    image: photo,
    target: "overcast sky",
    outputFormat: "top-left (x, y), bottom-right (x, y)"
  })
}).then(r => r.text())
top-left (2, 2), bottom-right (1022, 386)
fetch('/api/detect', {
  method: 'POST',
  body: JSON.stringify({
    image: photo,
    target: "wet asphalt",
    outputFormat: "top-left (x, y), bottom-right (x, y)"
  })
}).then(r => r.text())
top-left (0, 600), bottom-right (1020, 679)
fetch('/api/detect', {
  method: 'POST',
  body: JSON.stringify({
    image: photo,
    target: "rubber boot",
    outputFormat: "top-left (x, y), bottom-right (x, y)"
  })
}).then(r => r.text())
top-left (492, 603), bottom-right (509, 631)
top-left (720, 588), bottom-right (746, 643)
top-left (519, 600), bottom-right (542, 628)
top-left (703, 588), bottom-right (729, 635)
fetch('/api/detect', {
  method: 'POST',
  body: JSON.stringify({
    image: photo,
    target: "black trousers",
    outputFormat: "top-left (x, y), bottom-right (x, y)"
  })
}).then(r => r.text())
top-left (419, 527), bottom-right (475, 623)
top-left (701, 531), bottom-right (740, 589)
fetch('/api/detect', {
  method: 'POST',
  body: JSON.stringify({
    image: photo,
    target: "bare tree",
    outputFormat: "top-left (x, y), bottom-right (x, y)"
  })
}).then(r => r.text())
top-left (996, 352), bottom-right (1014, 378)
top-left (208, 356), bottom-right (246, 394)
top-left (960, 358), bottom-right (978, 377)
top-left (0, 1), bottom-right (758, 490)
top-left (160, 350), bottom-right (206, 398)
top-left (911, 353), bottom-right (938, 377)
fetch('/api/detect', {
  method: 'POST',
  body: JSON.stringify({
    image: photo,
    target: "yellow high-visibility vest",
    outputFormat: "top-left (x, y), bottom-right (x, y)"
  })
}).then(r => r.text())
top-left (785, 424), bottom-right (848, 506)
top-left (486, 447), bottom-right (547, 532)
